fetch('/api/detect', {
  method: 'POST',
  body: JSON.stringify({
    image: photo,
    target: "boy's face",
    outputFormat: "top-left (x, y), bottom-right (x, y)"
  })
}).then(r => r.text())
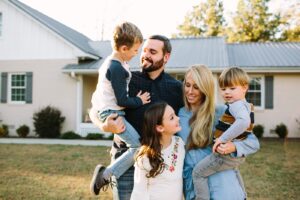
top-left (220, 85), bottom-right (248, 103)
top-left (121, 42), bottom-right (141, 62)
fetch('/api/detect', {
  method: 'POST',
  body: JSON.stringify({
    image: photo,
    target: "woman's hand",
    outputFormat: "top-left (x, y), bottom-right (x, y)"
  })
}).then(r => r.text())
top-left (216, 141), bottom-right (237, 155)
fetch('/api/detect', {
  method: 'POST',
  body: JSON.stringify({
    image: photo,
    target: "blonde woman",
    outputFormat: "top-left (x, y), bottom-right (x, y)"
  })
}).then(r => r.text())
top-left (177, 65), bottom-right (259, 200)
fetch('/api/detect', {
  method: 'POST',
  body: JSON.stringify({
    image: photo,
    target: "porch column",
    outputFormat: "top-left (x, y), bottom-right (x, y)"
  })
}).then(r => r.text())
top-left (76, 75), bottom-right (83, 133)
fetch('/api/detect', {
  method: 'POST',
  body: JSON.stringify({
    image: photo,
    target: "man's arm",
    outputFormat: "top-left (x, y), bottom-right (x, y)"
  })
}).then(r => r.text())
top-left (89, 108), bottom-right (125, 134)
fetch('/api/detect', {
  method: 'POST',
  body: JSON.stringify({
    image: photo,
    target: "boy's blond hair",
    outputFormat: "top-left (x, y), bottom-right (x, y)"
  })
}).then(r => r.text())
top-left (112, 21), bottom-right (143, 50)
top-left (218, 67), bottom-right (250, 88)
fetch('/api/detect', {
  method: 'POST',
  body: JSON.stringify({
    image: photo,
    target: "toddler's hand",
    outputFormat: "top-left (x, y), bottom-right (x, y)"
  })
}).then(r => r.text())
top-left (137, 91), bottom-right (151, 105)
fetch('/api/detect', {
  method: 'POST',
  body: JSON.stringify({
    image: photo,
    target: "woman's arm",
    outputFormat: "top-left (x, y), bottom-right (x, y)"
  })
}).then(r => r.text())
top-left (183, 151), bottom-right (196, 200)
top-left (216, 133), bottom-right (260, 157)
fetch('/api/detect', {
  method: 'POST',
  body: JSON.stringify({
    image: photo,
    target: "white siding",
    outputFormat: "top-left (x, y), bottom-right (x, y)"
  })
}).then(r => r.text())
top-left (0, 0), bottom-right (84, 60)
top-left (0, 59), bottom-right (78, 136)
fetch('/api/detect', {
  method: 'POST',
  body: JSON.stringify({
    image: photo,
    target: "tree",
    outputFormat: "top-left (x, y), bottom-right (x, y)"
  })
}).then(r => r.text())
top-left (175, 0), bottom-right (225, 38)
top-left (227, 0), bottom-right (282, 42)
top-left (279, 2), bottom-right (300, 41)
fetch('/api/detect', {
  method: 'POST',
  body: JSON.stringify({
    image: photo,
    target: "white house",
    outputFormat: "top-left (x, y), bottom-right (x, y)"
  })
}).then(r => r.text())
top-left (1, 0), bottom-right (300, 138)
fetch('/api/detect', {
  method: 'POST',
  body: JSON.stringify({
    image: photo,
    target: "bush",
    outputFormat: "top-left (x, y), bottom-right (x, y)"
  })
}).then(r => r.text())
top-left (16, 125), bottom-right (30, 138)
top-left (253, 124), bottom-right (264, 138)
top-left (60, 131), bottom-right (82, 139)
top-left (274, 123), bottom-right (288, 139)
top-left (33, 106), bottom-right (65, 138)
top-left (85, 133), bottom-right (103, 140)
top-left (0, 124), bottom-right (9, 137)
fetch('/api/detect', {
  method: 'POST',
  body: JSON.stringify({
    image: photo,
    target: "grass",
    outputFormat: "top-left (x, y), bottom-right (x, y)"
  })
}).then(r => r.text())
top-left (0, 139), bottom-right (299, 200)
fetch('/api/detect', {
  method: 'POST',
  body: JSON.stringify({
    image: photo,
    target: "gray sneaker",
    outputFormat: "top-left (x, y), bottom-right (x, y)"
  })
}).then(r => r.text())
top-left (90, 164), bottom-right (109, 195)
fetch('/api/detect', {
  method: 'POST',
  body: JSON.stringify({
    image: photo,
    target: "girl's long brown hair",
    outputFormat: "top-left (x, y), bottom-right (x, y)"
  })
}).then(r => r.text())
top-left (135, 102), bottom-right (167, 178)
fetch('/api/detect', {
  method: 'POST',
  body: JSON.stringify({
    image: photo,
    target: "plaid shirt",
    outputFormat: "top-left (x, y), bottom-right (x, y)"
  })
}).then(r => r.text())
top-left (111, 70), bottom-right (184, 199)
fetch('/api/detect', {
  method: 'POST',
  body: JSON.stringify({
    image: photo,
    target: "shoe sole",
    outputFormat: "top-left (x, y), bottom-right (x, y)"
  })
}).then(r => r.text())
top-left (90, 164), bottom-right (105, 196)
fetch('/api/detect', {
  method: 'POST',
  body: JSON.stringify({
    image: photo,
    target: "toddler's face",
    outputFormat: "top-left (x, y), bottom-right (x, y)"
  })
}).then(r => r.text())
top-left (220, 85), bottom-right (248, 103)
top-left (123, 42), bottom-right (141, 62)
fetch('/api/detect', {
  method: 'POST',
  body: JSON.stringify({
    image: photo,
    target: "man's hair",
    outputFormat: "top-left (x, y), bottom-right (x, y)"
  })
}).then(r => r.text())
top-left (218, 67), bottom-right (250, 88)
top-left (148, 35), bottom-right (172, 55)
top-left (112, 21), bottom-right (143, 50)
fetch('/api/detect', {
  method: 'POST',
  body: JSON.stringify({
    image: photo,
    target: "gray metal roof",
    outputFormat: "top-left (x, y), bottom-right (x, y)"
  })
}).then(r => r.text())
top-left (228, 42), bottom-right (300, 67)
top-left (168, 37), bottom-right (229, 68)
top-left (63, 37), bottom-right (229, 72)
top-left (9, 0), bottom-right (100, 58)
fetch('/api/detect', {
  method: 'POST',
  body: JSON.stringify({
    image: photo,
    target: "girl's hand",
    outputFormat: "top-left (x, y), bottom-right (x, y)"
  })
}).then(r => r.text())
top-left (137, 91), bottom-right (151, 105)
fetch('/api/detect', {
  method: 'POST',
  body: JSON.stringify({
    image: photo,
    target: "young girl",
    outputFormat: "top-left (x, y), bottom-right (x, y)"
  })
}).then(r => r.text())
top-left (130, 102), bottom-right (185, 200)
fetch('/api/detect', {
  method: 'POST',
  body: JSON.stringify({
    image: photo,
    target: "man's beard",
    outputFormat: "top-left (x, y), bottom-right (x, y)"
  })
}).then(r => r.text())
top-left (141, 57), bottom-right (164, 73)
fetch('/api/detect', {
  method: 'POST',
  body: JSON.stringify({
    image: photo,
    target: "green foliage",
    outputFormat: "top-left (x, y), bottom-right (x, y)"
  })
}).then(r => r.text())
top-left (227, 0), bottom-right (282, 42)
top-left (175, 0), bottom-right (298, 42)
top-left (85, 133), bottom-right (103, 140)
top-left (33, 106), bottom-right (65, 138)
top-left (176, 0), bottom-right (225, 37)
top-left (253, 124), bottom-right (264, 138)
top-left (60, 131), bottom-right (82, 139)
top-left (0, 124), bottom-right (9, 137)
top-left (273, 123), bottom-right (288, 138)
top-left (16, 125), bottom-right (30, 138)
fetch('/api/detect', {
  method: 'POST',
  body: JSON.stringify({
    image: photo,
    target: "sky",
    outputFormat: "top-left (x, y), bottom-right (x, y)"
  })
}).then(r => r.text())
top-left (19, 0), bottom-right (288, 41)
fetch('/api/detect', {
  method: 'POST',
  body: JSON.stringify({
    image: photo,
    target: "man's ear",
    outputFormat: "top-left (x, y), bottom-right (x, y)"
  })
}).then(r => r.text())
top-left (163, 53), bottom-right (170, 63)
top-left (156, 125), bottom-right (164, 133)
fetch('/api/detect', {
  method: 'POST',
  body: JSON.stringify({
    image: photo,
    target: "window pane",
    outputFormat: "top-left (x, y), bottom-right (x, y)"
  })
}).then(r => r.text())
top-left (10, 74), bottom-right (26, 102)
top-left (247, 77), bottom-right (262, 107)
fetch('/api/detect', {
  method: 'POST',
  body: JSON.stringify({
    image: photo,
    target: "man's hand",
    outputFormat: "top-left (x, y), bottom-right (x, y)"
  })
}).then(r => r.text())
top-left (102, 113), bottom-right (125, 134)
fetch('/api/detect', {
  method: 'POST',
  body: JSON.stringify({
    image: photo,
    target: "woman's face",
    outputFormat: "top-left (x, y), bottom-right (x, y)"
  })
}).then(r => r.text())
top-left (184, 72), bottom-right (203, 108)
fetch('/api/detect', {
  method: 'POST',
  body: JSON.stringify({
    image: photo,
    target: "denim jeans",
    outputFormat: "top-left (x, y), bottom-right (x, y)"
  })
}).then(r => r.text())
top-left (192, 153), bottom-right (245, 200)
top-left (98, 109), bottom-right (140, 178)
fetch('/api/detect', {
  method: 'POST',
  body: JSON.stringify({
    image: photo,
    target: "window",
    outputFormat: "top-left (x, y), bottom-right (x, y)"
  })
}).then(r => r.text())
top-left (9, 73), bottom-right (26, 103)
top-left (246, 76), bottom-right (264, 108)
top-left (0, 13), bottom-right (2, 37)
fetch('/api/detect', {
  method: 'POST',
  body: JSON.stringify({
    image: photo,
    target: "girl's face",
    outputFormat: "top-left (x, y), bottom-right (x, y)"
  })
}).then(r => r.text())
top-left (157, 105), bottom-right (181, 135)
top-left (184, 72), bottom-right (203, 108)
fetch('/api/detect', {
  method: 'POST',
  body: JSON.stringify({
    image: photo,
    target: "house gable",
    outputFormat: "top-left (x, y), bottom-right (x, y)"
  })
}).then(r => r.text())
top-left (0, 0), bottom-right (98, 60)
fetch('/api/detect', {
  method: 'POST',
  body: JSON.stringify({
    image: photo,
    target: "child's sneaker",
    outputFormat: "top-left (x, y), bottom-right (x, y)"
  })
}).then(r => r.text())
top-left (90, 164), bottom-right (110, 195)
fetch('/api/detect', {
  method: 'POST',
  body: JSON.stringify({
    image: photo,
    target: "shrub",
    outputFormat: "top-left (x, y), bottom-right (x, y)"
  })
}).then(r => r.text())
top-left (253, 124), bottom-right (264, 138)
top-left (33, 106), bottom-right (65, 138)
top-left (0, 124), bottom-right (9, 137)
top-left (86, 133), bottom-right (103, 140)
top-left (16, 125), bottom-right (30, 138)
top-left (60, 131), bottom-right (82, 139)
top-left (274, 123), bottom-right (288, 139)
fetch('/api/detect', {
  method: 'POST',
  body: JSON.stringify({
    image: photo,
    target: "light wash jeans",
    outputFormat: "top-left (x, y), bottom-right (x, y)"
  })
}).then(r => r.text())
top-left (192, 153), bottom-right (246, 200)
top-left (98, 109), bottom-right (140, 178)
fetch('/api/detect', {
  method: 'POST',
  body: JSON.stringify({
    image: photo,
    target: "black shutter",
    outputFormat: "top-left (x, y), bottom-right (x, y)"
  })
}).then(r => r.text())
top-left (1, 72), bottom-right (8, 103)
top-left (265, 76), bottom-right (273, 109)
top-left (25, 72), bottom-right (33, 103)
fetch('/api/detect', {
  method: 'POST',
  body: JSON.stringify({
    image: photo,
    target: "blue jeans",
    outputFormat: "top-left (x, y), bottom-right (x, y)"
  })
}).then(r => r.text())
top-left (192, 153), bottom-right (245, 200)
top-left (98, 109), bottom-right (140, 178)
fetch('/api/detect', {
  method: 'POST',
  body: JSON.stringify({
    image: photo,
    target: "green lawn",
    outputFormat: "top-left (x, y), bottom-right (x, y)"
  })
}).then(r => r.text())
top-left (0, 139), bottom-right (299, 200)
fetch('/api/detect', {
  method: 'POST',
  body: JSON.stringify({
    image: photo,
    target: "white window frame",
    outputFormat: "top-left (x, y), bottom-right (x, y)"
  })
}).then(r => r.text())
top-left (247, 75), bottom-right (265, 110)
top-left (8, 73), bottom-right (26, 104)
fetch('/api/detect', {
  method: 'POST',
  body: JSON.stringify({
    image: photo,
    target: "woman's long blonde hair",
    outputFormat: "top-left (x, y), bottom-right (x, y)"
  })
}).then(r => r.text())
top-left (184, 65), bottom-right (215, 150)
